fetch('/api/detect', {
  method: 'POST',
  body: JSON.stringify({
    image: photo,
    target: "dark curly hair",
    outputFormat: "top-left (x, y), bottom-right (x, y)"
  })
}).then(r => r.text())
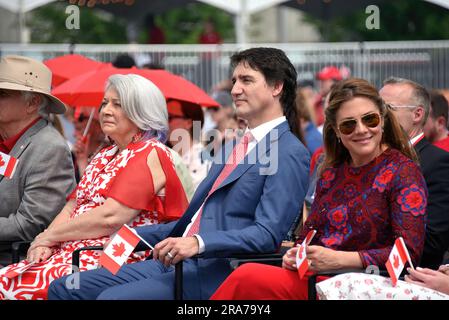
top-left (230, 47), bottom-right (299, 138)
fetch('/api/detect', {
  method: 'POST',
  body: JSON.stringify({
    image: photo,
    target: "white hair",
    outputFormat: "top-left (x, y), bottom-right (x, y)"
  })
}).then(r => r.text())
top-left (21, 91), bottom-right (50, 118)
top-left (105, 74), bottom-right (168, 142)
top-left (383, 76), bottom-right (430, 125)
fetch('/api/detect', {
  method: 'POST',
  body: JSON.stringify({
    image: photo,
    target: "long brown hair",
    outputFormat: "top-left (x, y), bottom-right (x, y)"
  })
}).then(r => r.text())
top-left (320, 78), bottom-right (417, 172)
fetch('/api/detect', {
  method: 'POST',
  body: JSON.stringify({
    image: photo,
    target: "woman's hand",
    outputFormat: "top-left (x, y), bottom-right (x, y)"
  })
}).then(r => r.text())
top-left (307, 245), bottom-right (341, 272)
top-left (29, 230), bottom-right (59, 250)
top-left (282, 247), bottom-right (298, 271)
top-left (405, 267), bottom-right (449, 295)
top-left (438, 264), bottom-right (449, 276)
top-left (27, 246), bottom-right (53, 263)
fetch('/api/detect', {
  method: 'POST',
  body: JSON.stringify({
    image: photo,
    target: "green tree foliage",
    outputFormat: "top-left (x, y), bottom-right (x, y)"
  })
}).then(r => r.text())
top-left (28, 1), bottom-right (234, 44)
top-left (151, 3), bottom-right (234, 44)
top-left (29, 2), bottom-right (128, 43)
top-left (305, 0), bottom-right (449, 41)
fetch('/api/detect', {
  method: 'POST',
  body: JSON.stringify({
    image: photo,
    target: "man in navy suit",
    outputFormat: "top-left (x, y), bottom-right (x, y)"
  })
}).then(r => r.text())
top-left (380, 77), bottom-right (449, 269)
top-left (48, 47), bottom-right (310, 300)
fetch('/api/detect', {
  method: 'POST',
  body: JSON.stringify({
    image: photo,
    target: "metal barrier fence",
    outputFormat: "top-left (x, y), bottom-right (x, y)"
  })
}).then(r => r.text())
top-left (1, 40), bottom-right (449, 92)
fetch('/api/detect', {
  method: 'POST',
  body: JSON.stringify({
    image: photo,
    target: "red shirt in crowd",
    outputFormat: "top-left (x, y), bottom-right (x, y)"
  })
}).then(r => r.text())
top-left (433, 135), bottom-right (449, 153)
top-left (148, 26), bottom-right (165, 44)
top-left (313, 95), bottom-right (325, 127)
top-left (199, 31), bottom-right (222, 44)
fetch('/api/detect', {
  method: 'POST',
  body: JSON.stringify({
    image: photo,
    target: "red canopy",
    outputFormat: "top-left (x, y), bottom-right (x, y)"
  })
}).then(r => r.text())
top-left (44, 54), bottom-right (105, 87)
top-left (52, 66), bottom-right (219, 108)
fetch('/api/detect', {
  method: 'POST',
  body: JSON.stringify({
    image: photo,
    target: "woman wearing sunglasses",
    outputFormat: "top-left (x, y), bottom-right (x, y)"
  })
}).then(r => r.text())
top-left (211, 78), bottom-right (427, 300)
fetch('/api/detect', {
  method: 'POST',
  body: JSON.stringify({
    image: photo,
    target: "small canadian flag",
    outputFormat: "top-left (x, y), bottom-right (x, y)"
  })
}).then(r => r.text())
top-left (99, 224), bottom-right (147, 275)
top-left (296, 229), bottom-right (317, 279)
top-left (0, 151), bottom-right (18, 179)
top-left (4, 260), bottom-right (35, 279)
top-left (385, 237), bottom-right (414, 286)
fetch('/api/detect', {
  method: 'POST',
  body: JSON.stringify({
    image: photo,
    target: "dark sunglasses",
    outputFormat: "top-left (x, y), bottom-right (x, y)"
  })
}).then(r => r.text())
top-left (338, 113), bottom-right (381, 135)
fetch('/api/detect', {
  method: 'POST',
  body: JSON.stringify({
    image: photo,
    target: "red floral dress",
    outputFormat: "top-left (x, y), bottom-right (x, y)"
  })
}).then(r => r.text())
top-left (0, 138), bottom-right (188, 300)
top-left (299, 148), bottom-right (427, 268)
top-left (210, 149), bottom-right (428, 301)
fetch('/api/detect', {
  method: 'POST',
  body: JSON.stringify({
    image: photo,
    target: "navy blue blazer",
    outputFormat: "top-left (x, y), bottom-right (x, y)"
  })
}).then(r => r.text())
top-left (134, 121), bottom-right (310, 298)
top-left (415, 138), bottom-right (449, 269)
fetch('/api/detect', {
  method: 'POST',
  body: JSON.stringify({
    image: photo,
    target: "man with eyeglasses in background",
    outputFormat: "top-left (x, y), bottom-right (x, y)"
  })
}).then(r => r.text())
top-left (423, 91), bottom-right (449, 152)
top-left (380, 77), bottom-right (449, 269)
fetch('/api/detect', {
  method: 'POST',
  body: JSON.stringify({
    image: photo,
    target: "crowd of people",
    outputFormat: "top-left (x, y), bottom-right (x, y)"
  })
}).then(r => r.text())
top-left (0, 46), bottom-right (449, 300)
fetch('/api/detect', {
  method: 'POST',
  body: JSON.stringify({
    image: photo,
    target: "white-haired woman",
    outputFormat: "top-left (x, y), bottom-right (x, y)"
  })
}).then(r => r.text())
top-left (0, 74), bottom-right (189, 300)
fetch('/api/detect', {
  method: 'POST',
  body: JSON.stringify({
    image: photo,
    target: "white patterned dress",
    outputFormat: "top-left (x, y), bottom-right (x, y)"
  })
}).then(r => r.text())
top-left (316, 272), bottom-right (449, 300)
top-left (0, 138), bottom-right (188, 300)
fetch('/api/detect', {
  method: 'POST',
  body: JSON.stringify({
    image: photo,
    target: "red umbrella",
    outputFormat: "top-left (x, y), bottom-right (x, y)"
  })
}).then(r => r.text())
top-left (44, 54), bottom-right (105, 87)
top-left (51, 66), bottom-right (219, 108)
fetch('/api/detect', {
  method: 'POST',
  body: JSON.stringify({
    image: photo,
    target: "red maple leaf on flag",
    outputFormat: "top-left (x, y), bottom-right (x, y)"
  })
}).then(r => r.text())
top-left (393, 254), bottom-right (400, 269)
top-left (0, 155), bottom-right (4, 168)
top-left (112, 242), bottom-right (126, 257)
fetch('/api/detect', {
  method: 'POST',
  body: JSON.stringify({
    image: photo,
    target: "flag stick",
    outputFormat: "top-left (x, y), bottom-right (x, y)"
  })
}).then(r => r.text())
top-left (399, 237), bottom-right (415, 270)
top-left (82, 108), bottom-right (95, 142)
top-left (296, 229), bottom-right (317, 247)
top-left (124, 225), bottom-right (173, 259)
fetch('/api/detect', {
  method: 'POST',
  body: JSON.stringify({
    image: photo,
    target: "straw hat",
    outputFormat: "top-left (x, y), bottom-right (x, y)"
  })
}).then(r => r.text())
top-left (0, 55), bottom-right (66, 114)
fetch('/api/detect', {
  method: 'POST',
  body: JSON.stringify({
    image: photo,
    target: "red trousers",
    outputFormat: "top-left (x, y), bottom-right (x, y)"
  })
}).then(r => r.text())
top-left (210, 263), bottom-right (329, 300)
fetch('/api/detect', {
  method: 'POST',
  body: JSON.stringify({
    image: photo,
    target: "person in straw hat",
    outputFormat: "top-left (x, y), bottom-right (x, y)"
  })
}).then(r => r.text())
top-left (0, 55), bottom-right (76, 262)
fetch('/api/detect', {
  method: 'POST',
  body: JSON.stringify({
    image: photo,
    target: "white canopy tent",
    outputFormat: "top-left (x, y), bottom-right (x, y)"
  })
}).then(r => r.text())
top-left (0, 0), bottom-right (58, 43)
top-left (0, 0), bottom-right (287, 44)
top-left (1, 0), bottom-right (449, 43)
top-left (198, 0), bottom-right (289, 43)
top-left (0, 0), bottom-right (56, 12)
top-left (3, 0), bottom-right (449, 14)
top-left (426, 0), bottom-right (449, 8)
top-left (201, 0), bottom-right (449, 43)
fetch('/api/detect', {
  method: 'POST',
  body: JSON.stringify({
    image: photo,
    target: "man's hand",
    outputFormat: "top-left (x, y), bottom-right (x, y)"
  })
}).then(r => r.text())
top-left (153, 237), bottom-right (200, 266)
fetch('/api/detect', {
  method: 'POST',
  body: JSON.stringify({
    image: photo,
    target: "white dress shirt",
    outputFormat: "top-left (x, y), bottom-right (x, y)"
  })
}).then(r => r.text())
top-left (185, 116), bottom-right (287, 253)
top-left (410, 132), bottom-right (424, 146)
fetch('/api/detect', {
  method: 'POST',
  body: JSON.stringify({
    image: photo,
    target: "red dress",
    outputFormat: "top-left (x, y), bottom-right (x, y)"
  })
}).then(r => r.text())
top-left (211, 149), bottom-right (427, 300)
top-left (0, 138), bottom-right (188, 300)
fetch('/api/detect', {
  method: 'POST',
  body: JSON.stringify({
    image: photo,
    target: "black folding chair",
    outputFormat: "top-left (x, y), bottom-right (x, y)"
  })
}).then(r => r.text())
top-left (71, 246), bottom-right (285, 300)
top-left (173, 251), bottom-right (287, 300)
top-left (0, 240), bottom-right (31, 265)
